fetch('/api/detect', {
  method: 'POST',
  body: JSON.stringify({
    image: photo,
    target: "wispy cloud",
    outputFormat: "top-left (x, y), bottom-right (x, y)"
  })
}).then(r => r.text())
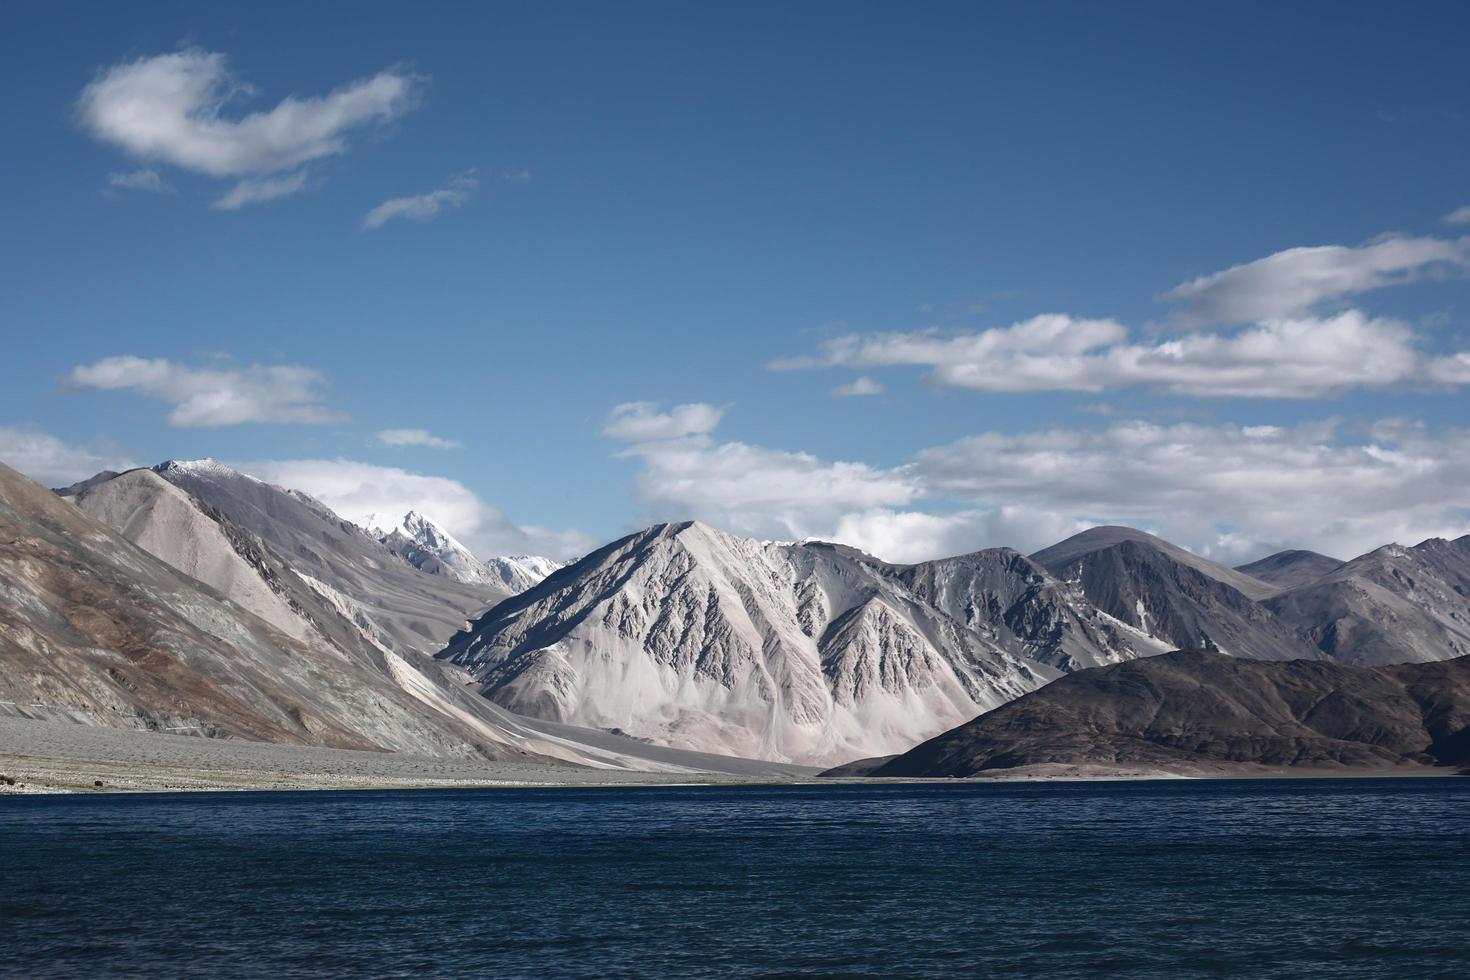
top-left (362, 171), bottom-right (477, 229)
top-left (67, 355), bottom-right (348, 427)
top-left (831, 376), bottom-right (883, 397)
top-left (1161, 235), bottom-right (1470, 324)
top-left (604, 402), bottom-right (725, 441)
top-left (78, 49), bottom-right (421, 207)
top-left (107, 168), bottom-right (175, 194)
top-left (1444, 205), bottom-right (1470, 226)
top-left (212, 172), bottom-right (309, 210)
top-left (375, 428), bottom-right (461, 449)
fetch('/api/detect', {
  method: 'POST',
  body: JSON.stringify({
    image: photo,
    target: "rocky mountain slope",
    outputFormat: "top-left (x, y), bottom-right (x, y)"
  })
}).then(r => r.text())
top-left (139, 460), bottom-right (503, 657)
top-left (1266, 537), bottom-right (1470, 666)
top-left (1, 460), bottom-right (549, 758)
top-left (440, 522), bottom-right (1061, 766)
top-left (871, 650), bottom-right (1470, 777)
top-left (1029, 526), bottom-right (1318, 662)
top-left (884, 546), bottom-right (1171, 672)
top-left (1235, 549), bottom-right (1343, 592)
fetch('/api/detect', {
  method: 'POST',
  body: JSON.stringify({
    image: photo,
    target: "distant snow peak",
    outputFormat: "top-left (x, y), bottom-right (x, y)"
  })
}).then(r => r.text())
top-left (153, 457), bottom-right (252, 481)
top-left (368, 508), bottom-right (561, 593)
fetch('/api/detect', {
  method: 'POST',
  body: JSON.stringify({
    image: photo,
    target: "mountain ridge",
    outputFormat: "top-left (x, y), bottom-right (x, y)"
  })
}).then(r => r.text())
top-left (869, 649), bottom-right (1470, 777)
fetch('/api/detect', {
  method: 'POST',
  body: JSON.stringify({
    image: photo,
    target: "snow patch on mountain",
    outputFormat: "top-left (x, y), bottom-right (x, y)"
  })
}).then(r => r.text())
top-left (364, 509), bottom-right (562, 593)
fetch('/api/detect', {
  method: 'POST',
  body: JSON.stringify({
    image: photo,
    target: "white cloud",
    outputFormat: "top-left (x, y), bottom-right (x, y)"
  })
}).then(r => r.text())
top-left (68, 355), bottom-right (348, 427)
top-left (362, 171), bottom-right (477, 229)
top-left (775, 311), bottom-right (1455, 398)
top-left (831, 376), bottom-right (883, 397)
top-left (212, 172), bottom-right (309, 210)
top-left (78, 49), bottom-right (420, 205)
top-left (620, 435), bottom-right (920, 543)
top-left (605, 403), bottom-right (1470, 564)
top-left (608, 407), bottom-right (923, 551)
top-left (914, 419), bottom-right (1470, 562)
top-left (237, 458), bottom-right (595, 560)
top-left (1443, 205), bottom-right (1470, 226)
top-left (604, 402), bottom-right (725, 441)
top-left (0, 426), bottom-right (136, 487)
top-left (772, 314), bottom-right (1127, 371)
top-left (1161, 236), bottom-right (1470, 324)
top-left (375, 428), bottom-right (461, 449)
top-left (107, 169), bottom-right (174, 194)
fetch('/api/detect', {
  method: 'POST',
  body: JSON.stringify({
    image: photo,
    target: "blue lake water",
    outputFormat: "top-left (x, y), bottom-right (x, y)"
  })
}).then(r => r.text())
top-left (3, 779), bottom-right (1468, 978)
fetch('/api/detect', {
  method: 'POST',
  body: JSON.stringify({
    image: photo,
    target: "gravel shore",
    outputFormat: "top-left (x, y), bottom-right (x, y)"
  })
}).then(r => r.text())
top-left (0, 718), bottom-right (809, 794)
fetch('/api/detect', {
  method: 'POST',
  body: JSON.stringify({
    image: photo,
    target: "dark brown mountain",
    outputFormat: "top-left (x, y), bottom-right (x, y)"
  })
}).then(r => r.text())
top-left (871, 650), bottom-right (1470, 777)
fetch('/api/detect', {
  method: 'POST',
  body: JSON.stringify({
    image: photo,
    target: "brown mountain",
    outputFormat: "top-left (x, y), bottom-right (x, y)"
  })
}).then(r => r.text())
top-left (871, 650), bottom-right (1470, 777)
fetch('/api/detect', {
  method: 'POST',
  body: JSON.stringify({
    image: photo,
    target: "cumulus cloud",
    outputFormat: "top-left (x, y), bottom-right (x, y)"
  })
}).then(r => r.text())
top-left (1161, 236), bottom-right (1470, 324)
top-left (362, 171), bottom-right (477, 229)
top-left (606, 403), bottom-right (929, 555)
top-left (237, 458), bottom-right (595, 560)
top-left (775, 311), bottom-right (1457, 398)
top-left (77, 49), bottom-right (420, 206)
top-left (831, 376), bottom-right (884, 397)
top-left (0, 426), bottom-right (136, 487)
top-left (67, 355), bottom-right (347, 427)
top-left (1443, 205), bottom-right (1470, 226)
top-left (107, 169), bottom-right (174, 194)
top-left (914, 419), bottom-right (1470, 562)
top-left (604, 402), bottom-right (725, 441)
top-left (605, 403), bottom-right (1470, 564)
top-left (619, 435), bottom-right (921, 544)
top-left (375, 428), bottom-right (461, 449)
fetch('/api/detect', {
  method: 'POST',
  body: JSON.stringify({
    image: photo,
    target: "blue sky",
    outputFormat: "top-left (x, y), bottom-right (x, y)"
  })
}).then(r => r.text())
top-left (2, 2), bottom-right (1468, 562)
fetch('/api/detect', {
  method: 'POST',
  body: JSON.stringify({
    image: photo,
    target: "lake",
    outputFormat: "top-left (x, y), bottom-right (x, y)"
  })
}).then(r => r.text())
top-left (3, 779), bottom-right (1468, 977)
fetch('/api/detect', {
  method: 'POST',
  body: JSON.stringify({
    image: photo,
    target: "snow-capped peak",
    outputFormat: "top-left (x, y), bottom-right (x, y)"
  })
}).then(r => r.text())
top-left (153, 458), bottom-right (260, 482)
top-left (365, 508), bottom-right (561, 594)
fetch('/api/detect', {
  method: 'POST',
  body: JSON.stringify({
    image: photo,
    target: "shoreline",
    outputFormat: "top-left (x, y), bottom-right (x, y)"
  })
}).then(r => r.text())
top-left (0, 719), bottom-right (1460, 796)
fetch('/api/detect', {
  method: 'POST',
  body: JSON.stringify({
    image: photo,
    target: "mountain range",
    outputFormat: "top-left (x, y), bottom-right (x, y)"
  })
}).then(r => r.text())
top-left (5, 454), bottom-right (1470, 773)
top-left (7, 460), bottom-right (802, 776)
top-left (441, 519), bottom-right (1470, 765)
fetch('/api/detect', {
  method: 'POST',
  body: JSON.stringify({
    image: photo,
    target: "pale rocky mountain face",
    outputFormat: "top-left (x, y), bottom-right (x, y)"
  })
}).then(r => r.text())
top-left (146, 460), bottom-right (504, 657)
top-left (370, 510), bottom-right (563, 594)
top-left (441, 522), bottom-right (1060, 766)
top-left (0, 460), bottom-right (561, 758)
